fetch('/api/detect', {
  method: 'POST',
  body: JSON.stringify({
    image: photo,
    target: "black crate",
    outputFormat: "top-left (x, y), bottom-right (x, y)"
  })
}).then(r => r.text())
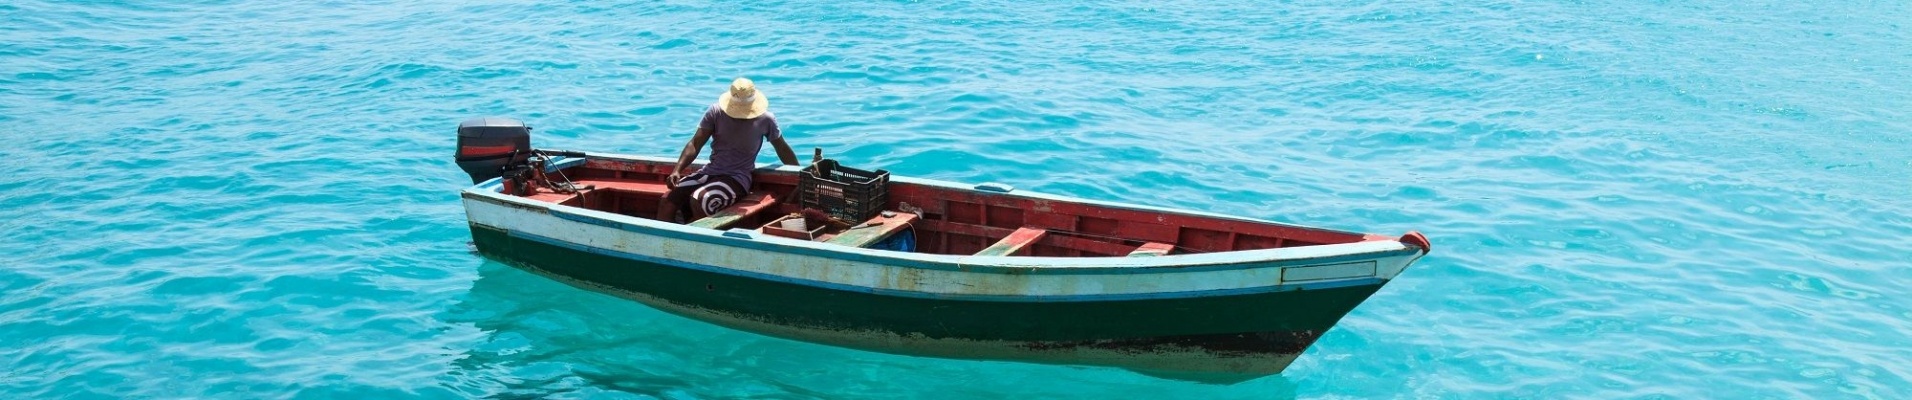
top-left (798, 159), bottom-right (889, 222)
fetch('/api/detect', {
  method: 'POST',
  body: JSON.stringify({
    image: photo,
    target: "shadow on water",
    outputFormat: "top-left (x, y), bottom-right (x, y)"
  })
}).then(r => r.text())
top-left (444, 259), bottom-right (1302, 398)
top-left (443, 260), bottom-right (725, 397)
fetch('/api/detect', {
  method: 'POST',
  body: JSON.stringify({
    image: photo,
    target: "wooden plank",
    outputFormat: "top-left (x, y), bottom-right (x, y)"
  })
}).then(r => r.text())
top-left (1023, 209), bottom-right (1077, 231)
top-left (1128, 242), bottom-right (1175, 257)
top-left (689, 192), bottom-right (781, 230)
top-left (975, 227), bottom-right (1047, 256)
top-left (524, 191), bottom-right (578, 204)
top-left (583, 159), bottom-right (682, 174)
top-left (985, 205), bottom-right (1024, 228)
top-left (1078, 216), bottom-right (1180, 243)
top-left (824, 212), bottom-right (920, 248)
top-left (1036, 234), bottom-right (1139, 256)
top-left (571, 178), bottom-right (669, 196)
top-left (918, 220), bottom-right (1135, 257)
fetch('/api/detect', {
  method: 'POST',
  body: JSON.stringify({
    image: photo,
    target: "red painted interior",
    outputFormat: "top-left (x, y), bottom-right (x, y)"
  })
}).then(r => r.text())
top-left (506, 158), bottom-right (1376, 257)
top-left (699, 192), bottom-right (781, 229)
top-left (981, 227), bottom-right (1049, 256)
top-left (818, 212), bottom-right (920, 246)
top-left (1131, 242), bottom-right (1175, 256)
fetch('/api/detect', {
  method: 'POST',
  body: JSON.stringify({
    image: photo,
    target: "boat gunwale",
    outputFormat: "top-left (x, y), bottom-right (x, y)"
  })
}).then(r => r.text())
top-left (566, 150), bottom-right (1381, 238)
top-left (462, 152), bottom-right (1424, 276)
top-left (481, 223), bottom-right (1393, 302)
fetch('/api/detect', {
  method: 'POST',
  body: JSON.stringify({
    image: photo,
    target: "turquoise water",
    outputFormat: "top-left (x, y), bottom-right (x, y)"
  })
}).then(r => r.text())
top-left (4, 0), bottom-right (1908, 398)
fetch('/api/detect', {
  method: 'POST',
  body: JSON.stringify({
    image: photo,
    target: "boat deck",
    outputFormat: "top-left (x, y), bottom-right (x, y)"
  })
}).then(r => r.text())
top-left (499, 156), bottom-right (1389, 257)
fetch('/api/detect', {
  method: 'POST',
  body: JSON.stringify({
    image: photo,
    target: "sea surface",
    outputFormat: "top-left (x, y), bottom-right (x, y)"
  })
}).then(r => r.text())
top-left (3, 0), bottom-right (1908, 398)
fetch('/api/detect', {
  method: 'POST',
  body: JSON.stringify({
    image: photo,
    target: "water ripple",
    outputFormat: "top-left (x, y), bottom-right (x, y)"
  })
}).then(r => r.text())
top-left (3, 0), bottom-right (1909, 398)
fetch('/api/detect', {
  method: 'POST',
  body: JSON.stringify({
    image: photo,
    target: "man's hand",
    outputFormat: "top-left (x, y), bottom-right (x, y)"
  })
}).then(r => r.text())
top-left (671, 127), bottom-right (713, 185)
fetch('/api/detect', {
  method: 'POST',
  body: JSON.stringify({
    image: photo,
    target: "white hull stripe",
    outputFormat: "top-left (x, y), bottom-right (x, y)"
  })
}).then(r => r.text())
top-left (501, 197), bottom-right (1423, 275)
top-left (498, 226), bottom-right (1388, 302)
top-left (466, 188), bottom-right (1421, 298)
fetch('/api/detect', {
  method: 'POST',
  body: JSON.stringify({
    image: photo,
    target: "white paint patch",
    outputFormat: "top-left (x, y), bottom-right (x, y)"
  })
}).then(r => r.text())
top-left (465, 196), bottom-right (1417, 298)
top-left (1282, 261), bottom-right (1378, 282)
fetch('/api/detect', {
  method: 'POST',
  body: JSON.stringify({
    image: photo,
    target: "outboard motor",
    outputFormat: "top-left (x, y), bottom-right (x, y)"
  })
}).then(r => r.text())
top-left (455, 117), bottom-right (532, 184)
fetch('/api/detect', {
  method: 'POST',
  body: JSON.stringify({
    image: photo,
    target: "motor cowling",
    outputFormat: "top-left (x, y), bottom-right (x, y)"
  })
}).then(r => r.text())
top-left (455, 117), bottom-right (532, 184)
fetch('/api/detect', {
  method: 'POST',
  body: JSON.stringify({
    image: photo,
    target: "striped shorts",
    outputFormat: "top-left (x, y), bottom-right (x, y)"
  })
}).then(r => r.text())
top-left (667, 173), bottom-right (747, 222)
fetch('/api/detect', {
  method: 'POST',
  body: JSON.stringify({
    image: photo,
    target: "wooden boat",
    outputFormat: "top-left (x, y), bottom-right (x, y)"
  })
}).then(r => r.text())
top-left (454, 121), bottom-right (1430, 381)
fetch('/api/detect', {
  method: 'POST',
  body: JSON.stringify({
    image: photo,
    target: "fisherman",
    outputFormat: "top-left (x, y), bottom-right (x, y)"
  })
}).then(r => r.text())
top-left (661, 77), bottom-right (800, 223)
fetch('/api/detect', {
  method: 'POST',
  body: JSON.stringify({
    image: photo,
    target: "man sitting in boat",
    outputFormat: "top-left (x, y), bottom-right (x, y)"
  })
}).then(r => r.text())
top-left (661, 77), bottom-right (800, 223)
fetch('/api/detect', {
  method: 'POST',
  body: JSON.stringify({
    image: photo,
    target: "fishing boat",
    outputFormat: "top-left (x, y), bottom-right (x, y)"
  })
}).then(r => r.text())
top-left (454, 118), bottom-right (1430, 381)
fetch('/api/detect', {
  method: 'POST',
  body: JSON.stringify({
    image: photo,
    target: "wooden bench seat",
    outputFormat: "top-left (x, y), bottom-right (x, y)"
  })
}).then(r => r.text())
top-left (1128, 242), bottom-right (1175, 257)
top-left (823, 212), bottom-right (919, 248)
top-left (974, 227), bottom-right (1048, 257)
top-left (689, 191), bottom-right (781, 230)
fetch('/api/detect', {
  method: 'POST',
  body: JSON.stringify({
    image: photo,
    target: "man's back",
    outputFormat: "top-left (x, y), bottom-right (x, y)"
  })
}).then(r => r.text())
top-left (698, 104), bottom-right (781, 189)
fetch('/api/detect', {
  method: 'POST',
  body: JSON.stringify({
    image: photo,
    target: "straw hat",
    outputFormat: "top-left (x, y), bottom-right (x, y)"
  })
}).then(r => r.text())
top-left (716, 77), bottom-right (769, 119)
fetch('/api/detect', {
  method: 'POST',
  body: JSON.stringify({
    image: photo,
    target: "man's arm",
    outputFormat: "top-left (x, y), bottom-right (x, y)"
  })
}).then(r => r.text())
top-left (768, 135), bottom-right (799, 166)
top-left (670, 127), bottom-right (713, 183)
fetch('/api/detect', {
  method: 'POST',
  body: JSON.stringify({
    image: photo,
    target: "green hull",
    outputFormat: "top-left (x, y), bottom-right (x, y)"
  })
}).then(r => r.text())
top-left (471, 224), bottom-right (1387, 378)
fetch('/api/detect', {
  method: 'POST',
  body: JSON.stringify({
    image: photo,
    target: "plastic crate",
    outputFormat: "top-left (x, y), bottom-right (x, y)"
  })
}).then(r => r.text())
top-left (798, 159), bottom-right (889, 222)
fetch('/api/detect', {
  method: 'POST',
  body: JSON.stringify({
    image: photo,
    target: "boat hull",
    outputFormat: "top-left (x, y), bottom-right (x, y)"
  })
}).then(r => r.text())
top-left (459, 153), bottom-right (1426, 380)
top-left (471, 222), bottom-right (1390, 379)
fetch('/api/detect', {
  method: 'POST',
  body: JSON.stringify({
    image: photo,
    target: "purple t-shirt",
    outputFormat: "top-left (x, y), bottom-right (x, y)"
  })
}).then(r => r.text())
top-left (697, 104), bottom-right (781, 189)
